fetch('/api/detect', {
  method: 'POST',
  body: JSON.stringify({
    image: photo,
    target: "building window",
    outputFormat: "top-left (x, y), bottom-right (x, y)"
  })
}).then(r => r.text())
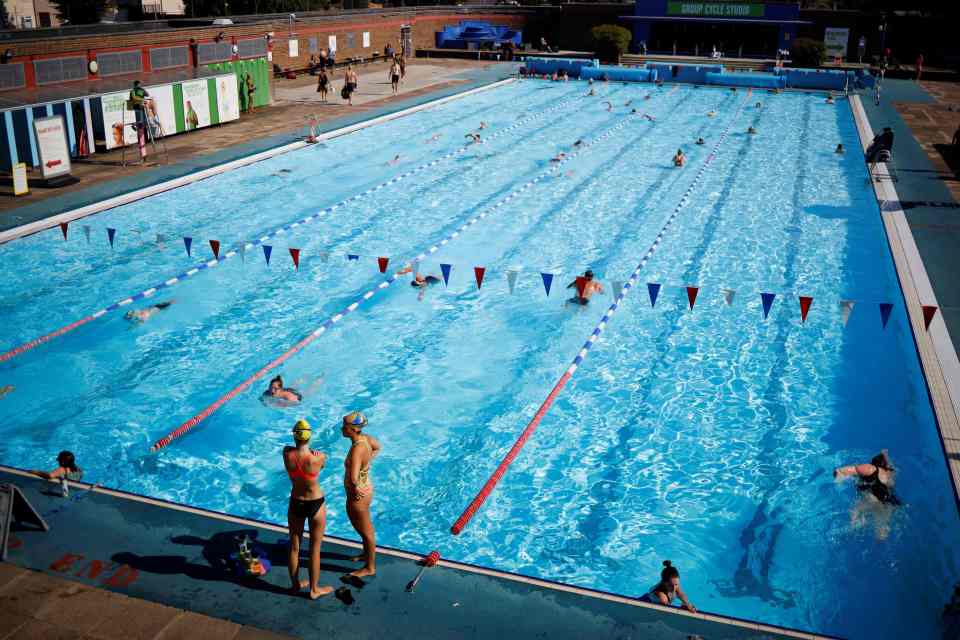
top-left (34, 56), bottom-right (87, 85)
top-left (97, 51), bottom-right (143, 77)
top-left (236, 38), bottom-right (268, 59)
top-left (0, 63), bottom-right (26, 90)
top-left (197, 41), bottom-right (234, 64)
top-left (149, 46), bottom-right (189, 70)
top-left (38, 12), bottom-right (51, 27)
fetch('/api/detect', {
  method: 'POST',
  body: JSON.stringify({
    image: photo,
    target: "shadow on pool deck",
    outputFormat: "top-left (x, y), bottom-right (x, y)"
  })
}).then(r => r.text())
top-left (863, 78), bottom-right (960, 356)
top-left (0, 467), bottom-right (832, 640)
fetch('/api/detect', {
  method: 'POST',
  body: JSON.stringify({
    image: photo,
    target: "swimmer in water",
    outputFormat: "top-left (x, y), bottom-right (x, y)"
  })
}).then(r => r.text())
top-left (826, 95), bottom-right (835, 104)
top-left (398, 265), bottom-right (441, 300)
top-left (835, 450), bottom-right (901, 539)
top-left (0, 384), bottom-right (13, 399)
top-left (125, 300), bottom-right (174, 323)
top-left (465, 133), bottom-right (481, 144)
top-left (587, 88), bottom-right (596, 97)
top-left (835, 143), bottom-right (844, 154)
top-left (478, 121), bottom-right (487, 130)
top-left (625, 99), bottom-right (633, 107)
top-left (644, 113), bottom-right (655, 122)
top-left (573, 139), bottom-right (583, 148)
top-left (387, 154), bottom-right (401, 166)
top-left (603, 101), bottom-right (613, 112)
top-left (673, 149), bottom-right (686, 167)
top-left (424, 134), bottom-right (441, 143)
top-left (631, 108), bottom-right (638, 114)
top-left (565, 270), bottom-right (603, 306)
top-left (644, 94), bottom-right (651, 101)
top-left (747, 126), bottom-right (757, 135)
top-left (696, 137), bottom-right (705, 145)
top-left (551, 152), bottom-right (567, 163)
top-left (638, 561), bottom-right (697, 612)
top-left (755, 102), bottom-right (762, 108)
top-left (262, 375), bottom-right (303, 406)
top-left (707, 110), bottom-right (717, 117)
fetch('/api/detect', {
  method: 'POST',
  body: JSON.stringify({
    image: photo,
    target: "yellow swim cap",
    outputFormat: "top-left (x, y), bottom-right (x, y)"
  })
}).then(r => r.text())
top-left (343, 411), bottom-right (367, 428)
top-left (293, 419), bottom-right (311, 441)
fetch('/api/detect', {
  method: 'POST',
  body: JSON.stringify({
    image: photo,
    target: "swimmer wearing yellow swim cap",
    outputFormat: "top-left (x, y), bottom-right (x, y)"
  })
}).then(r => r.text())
top-left (293, 419), bottom-right (311, 442)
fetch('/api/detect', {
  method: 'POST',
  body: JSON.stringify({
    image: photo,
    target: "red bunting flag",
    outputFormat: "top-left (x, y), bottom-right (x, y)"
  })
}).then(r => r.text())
top-left (289, 248), bottom-right (300, 270)
top-left (378, 256), bottom-right (389, 273)
top-left (209, 239), bottom-right (220, 259)
top-left (474, 266), bottom-right (486, 289)
top-left (59, 222), bottom-right (68, 240)
top-left (575, 276), bottom-right (588, 299)
top-left (799, 296), bottom-right (813, 323)
top-left (686, 286), bottom-right (699, 310)
top-left (922, 305), bottom-right (938, 331)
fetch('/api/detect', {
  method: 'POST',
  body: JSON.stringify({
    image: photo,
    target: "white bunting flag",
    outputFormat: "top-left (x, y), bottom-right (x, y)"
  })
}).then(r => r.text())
top-left (506, 270), bottom-right (519, 294)
top-left (839, 300), bottom-right (855, 326)
top-left (611, 280), bottom-right (623, 298)
top-left (319, 251), bottom-right (330, 263)
top-left (239, 244), bottom-right (246, 262)
top-left (722, 288), bottom-right (735, 306)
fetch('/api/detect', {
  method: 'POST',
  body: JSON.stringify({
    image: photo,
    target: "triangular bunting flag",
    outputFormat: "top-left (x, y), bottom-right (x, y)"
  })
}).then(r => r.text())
top-left (686, 286), bottom-right (699, 310)
top-left (506, 270), bottom-right (518, 294)
top-left (59, 222), bottom-right (68, 240)
top-left (721, 288), bottom-right (735, 305)
top-left (839, 300), bottom-right (854, 326)
top-left (239, 244), bottom-right (246, 262)
top-left (879, 302), bottom-right (893, 329)
top-left (541, 272), bottom-right (554, 297)
top-left (263, 245), bottom-right (273, 265)
top-left (647, 282), bottom-right (661, 307)
top-left (575, 276), bottom-right (588, 299)
top-left (440, 264), bottom-right (452, 286)
top-left (290, 248), bottom-right (300, 270)
top-left (183, 236), bottom-right (193, 257)
top-left (107, 228), bottom-right (116, 249)
top-left (378, 257), bottom-right (389, 273)
top-left (347, 254), bottom-right (359, 261)
top-left (474, 266), bottom-right (486, 289)
top-left (799, 296), bottom-right (813, 323)
top-left (82, 225), bottom-right (91, 243)
top-left (922, 305), bottom-right (938, 331)
top-left (319, 251), bottom-right (329, 263)
top-left (611, 280), bottom-right (623, 298)
top-left (209, 239), bottom-right (220, 259)
top-left (761, 292), bottom-right (776, 319)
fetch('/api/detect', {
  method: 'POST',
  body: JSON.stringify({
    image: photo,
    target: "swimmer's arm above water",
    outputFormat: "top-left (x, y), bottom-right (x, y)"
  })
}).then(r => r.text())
top-left (676, 586), bottom-right (696, 613)
top-left (833, 463), bottom-right (875, 479)
top-left (29, 466), bottom-right (67, 480)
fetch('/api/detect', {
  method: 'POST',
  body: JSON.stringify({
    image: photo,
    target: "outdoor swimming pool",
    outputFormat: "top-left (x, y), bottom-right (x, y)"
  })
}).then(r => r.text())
top-left (0, 79), bottom-right (956, 639)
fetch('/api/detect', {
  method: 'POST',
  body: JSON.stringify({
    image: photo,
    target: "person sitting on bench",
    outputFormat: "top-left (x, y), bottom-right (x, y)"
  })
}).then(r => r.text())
top-left (866, 127), bottom-right (894, 163)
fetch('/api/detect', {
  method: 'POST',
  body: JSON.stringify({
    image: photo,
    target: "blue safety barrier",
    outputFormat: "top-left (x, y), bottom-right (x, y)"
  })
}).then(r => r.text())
top-left (522, 57), bottom-right (598, 79)
top-left (580, 66), bottom-right (656, 83)
top-left (705, 71), bottom-right (785, 89)
top-left (646, 63), bottom-right (723, 84)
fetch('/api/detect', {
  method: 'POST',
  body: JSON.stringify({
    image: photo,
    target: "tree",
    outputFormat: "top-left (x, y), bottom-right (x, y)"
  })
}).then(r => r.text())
top-left (589, 24), bottom-right (631, 64)
top-left (0, 1), bottom-right (11, 28)
top-left (791, 37), bottom-right (825, 67)
top-left (50, 0), bottom-right (108, 24)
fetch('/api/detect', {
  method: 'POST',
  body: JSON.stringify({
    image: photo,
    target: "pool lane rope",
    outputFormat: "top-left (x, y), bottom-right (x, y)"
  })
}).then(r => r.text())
top-left (149, 90), bottom-right (682, 453)
top-left (450, 94), bottom-right (749, 536)
top-left (0, 90), bottom-right (588, 366)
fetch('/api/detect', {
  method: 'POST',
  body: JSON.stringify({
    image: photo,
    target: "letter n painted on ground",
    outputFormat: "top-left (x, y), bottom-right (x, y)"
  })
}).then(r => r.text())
top-left (49, 553), bottom-right (85, 573)
top-left (102, 564), bottom-right (138, 588)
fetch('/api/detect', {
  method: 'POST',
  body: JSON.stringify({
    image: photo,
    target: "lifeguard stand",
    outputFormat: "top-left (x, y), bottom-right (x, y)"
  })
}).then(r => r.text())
top-left (121, 100), bottom-right (168, 167)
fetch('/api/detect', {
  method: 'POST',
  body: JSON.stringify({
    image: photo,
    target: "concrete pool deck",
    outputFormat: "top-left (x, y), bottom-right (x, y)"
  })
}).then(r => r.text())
top-left (0, 466), bottom-right (835, 639)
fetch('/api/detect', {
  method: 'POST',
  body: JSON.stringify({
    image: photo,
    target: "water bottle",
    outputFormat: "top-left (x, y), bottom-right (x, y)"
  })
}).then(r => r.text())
top-left (60, 477), bottom-right (69, 498)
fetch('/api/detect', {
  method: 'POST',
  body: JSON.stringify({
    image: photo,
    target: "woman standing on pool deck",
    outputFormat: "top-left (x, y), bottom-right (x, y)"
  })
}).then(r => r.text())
top-left (342, 411), bottom-right (380, 578)
top-left (283, 419), bottom-right (334, 599)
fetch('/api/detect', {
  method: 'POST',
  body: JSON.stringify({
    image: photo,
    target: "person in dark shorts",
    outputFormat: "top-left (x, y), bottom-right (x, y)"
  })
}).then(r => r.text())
top-left (283, 419), bottom-right (334, 599)
top-left (343, 65), bottom-right (359, 106)
top-left (316, 68), bottom-right (329, 102)
top-left (389, 58), bottom-right (401, 95)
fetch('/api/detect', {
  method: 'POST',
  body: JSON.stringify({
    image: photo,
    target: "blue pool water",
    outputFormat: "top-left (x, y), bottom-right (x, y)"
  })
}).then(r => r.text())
top-left (0, 80), bottom-right (957, 639)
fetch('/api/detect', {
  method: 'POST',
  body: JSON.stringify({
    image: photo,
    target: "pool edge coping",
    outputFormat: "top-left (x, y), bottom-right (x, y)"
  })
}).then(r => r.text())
top-left (0, 76), bottom-right (516, 246)
top-left (0, 464), bottom-right (837, 640)
top-left (849, 93), bottom-right (960, 511)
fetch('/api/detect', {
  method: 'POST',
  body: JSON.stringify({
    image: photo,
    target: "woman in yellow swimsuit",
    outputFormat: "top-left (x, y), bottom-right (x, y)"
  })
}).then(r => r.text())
top-left (341, 411), bottom-right (381, 578)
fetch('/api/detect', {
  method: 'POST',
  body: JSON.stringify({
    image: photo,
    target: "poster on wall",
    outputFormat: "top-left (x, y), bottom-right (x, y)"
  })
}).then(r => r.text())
top-left (148, 84), bottom-right (177, 138)
top-left (328, 35), bottom-right (337, 53)
top-left (216, 74), bottom-right (240, 123)
top-left (101, 92), bottom-right (139, 150)
top-left (362, 32), bottom-right (370, 48)
top-left (824, 27), bottom-right (850, 59)
top-left (33, 116), bottom-right (72, 179)
top-left (181, 79), bottom-right (211, 130)
top-left (289, 39), bottom-right (299, 58)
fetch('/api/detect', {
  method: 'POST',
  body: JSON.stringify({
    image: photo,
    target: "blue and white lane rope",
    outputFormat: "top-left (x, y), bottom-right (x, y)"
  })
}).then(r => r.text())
top-left (1, 90), bottom-right (589, 364)
top-left (150, 91), bottom-right (682, 452)
top-left (452, 94), bottom-right (749, 535)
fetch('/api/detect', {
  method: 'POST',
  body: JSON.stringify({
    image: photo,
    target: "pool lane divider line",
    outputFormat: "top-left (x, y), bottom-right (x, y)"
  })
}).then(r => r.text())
top-left (0, 90), bottom-right (587, 366)
top-left (450, 93), bottom-right (749, 536)
top-left (149, 89), bottom-right (684, 453)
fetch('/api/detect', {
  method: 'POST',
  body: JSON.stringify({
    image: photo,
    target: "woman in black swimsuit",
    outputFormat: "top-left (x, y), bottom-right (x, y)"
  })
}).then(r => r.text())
top-left (283, 419), bottom-right (333, 599)
top-left (317, 69), bottom-right (329, 102)
top-left (835, 450), bottom-right (900, 538)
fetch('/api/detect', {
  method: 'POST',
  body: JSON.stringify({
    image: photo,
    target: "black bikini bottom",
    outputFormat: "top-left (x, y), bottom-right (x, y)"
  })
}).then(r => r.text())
top-left (289, 496), bottom-right (325, 520)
